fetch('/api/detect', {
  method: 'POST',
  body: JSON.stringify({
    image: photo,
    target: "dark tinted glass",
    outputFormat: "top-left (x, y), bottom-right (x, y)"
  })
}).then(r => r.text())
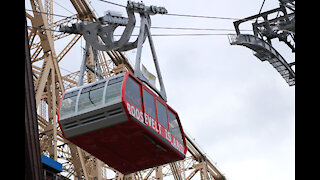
top-left (156, 100), bottom-right (168, 129)
top-left (143, 89), bottom-right (156, 119)
top-left (168, 110), bottom-right (183, 144)
top-left (125, 77), bottom-right (142, 109)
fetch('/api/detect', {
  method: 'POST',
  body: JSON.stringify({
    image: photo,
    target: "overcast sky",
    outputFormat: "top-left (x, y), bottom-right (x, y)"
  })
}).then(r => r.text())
top-left (26, 0), bottom-right (295, 179)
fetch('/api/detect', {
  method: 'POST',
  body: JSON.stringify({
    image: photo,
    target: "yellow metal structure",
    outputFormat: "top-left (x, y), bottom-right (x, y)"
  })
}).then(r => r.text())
top-left (26, 0), bottom-right (226, 179)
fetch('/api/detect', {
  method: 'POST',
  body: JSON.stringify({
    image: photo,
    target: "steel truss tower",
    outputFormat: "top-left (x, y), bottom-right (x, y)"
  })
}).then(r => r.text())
top-left (26, 0), bottom-right (226, 179)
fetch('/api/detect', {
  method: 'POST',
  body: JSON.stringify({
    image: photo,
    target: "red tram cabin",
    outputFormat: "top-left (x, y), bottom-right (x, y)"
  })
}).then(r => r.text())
top-left (58, 72), bottom-right (187, 174)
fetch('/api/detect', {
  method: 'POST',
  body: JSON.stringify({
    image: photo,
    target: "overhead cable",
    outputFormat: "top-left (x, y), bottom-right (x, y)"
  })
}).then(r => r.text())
top-left (98, 0), bottom-right (126, 7)
top-left (97, 0), bottom-right (243, 21)
top-left (25, 9), bottom-right (250, 32)
top-left (142, 33), bottom-right (233, 36)
top-left (256, 0), bottom-right (266, 22)
top-left (165, 13), bottom-right (240, 20)
top-left (25, 9), bottom-right (72, 19)
top-left (149, 26), bottom-right (251, 31)
top-left (28, 25), bottom-right (240, 36)
top-left (28, 25), bottom-right (235, 36)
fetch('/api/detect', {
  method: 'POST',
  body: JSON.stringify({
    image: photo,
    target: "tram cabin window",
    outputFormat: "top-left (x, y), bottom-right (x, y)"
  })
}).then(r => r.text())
top-left (125, 77), bottom-right (142, 109)
top-left (143, 89), bottom-right (156, 119)
top-left (78, 82), bottom-right (105, 112)
top-left (168, 109), bottom-right (183, 144)
top-left (59, 90), bottom-right (79, 118)
top-left (156, 100), bottom-right (169, 129)
top-left (105, 76), bottom-right (123, 103)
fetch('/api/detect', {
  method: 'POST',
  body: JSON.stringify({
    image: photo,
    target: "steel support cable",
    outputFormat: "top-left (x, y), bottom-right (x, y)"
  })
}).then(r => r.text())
top-left (26, 9), bottom-right (72, 19)
top-left (98, 0), bottom-right (126, 7)
top-left (26, 3), bottom-right (253, 37)
top-left (165, 13), bottom-right (240, 20)
top-left (26, 7), bottom-right (242, 22)
top-left (28, 26), bottom-right (235, 36)
top-left (27, 22), bottom-right (248, 36)
top-left (26, 9), bottom-right (252, 33)
top-left (149, 26), bottom-right (251, 32)
top-left (255, 0), bottom-right (266, 22)
top-left (97, 0), bottom-right (244, 21)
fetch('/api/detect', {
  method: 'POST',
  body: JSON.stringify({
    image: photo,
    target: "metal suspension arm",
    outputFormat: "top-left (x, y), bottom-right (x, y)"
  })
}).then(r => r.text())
top-left (60, 0), bottom-right (168, 100)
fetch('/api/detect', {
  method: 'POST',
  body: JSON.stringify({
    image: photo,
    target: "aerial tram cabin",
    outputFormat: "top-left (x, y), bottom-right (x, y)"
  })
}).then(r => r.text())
top-left (58, 72), bottom-right (187, 174)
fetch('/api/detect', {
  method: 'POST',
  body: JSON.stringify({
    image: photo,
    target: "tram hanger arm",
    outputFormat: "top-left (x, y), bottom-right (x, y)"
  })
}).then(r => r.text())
top-left (60, 0), bottom-right (168, 101)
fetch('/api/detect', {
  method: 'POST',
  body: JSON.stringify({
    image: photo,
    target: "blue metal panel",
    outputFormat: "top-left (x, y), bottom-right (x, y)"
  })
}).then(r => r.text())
top-left (41, 154), bottom-right (63, 172)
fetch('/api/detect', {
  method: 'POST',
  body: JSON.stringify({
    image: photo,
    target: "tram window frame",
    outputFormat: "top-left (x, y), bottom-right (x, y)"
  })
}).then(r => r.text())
top-left (124, 76), bottom-right (142, 110)
top-left (60, 90), bottom-right (79, 118)
top-left (105, 76), bottom-right (123, 103)
top-left (78, 82), bottom-right (106, 112)
top-left (168, 109), bottom-right (183, 144)
top-left (143, 88), bottom-right (156, 119)
top-left (156, 100), bottom-right (169, 129)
